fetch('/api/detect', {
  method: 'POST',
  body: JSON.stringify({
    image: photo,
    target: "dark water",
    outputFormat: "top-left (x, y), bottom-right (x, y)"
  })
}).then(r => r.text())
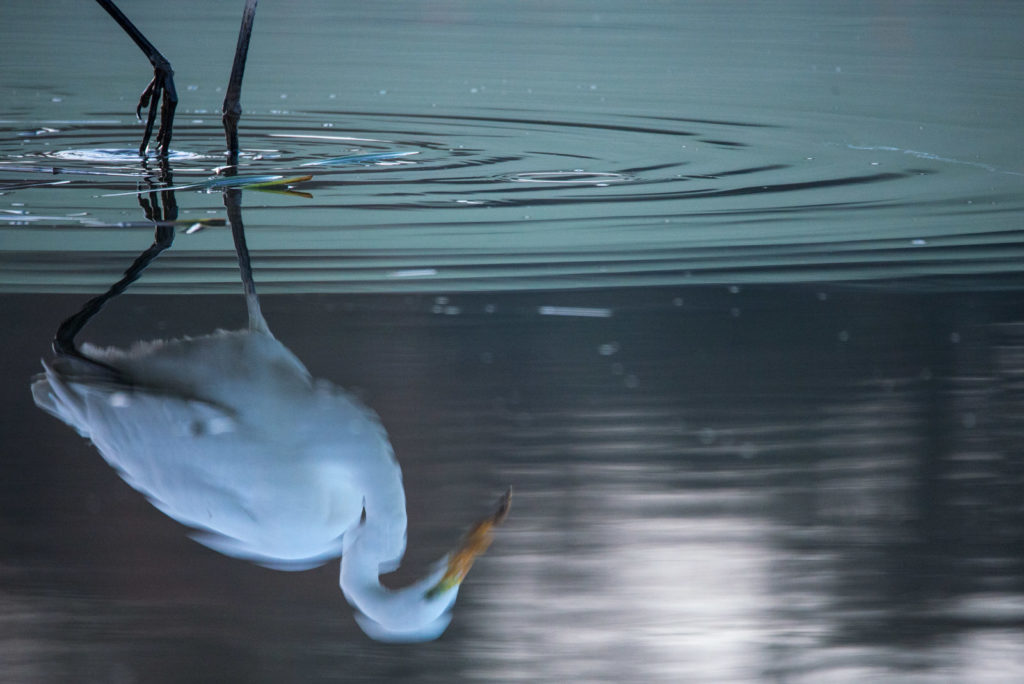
top-left (2, 1), bottom-right (1024, 682)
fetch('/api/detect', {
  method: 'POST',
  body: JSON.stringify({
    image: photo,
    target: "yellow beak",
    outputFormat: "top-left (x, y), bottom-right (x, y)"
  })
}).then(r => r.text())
top-left (426, 487), bottom-right (512, 598)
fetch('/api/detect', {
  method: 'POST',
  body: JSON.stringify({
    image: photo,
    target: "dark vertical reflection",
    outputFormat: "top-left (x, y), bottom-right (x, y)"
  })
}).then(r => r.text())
top-left (4, 283), bottom-right (1024, 679)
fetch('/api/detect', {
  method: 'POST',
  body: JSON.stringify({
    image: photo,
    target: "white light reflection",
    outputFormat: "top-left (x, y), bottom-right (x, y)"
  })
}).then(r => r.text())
top-left (463, 474), bottom-right (778, 683)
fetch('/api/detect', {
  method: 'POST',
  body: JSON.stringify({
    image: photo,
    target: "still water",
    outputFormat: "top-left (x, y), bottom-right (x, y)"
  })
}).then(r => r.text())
top-left (2, 1), bottom-right (1023, 681)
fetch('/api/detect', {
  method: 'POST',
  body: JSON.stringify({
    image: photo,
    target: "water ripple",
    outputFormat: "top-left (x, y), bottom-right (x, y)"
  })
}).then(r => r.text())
top-left (1, 109), bottom-right (1021, 293)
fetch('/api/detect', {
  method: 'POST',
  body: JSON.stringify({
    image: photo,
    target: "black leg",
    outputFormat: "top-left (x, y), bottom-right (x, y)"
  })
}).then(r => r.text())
top-left (223, 0), bottom-right (259, 167)
top-left (53, 222), bottom-right (176, 369)
top-left (94, 0), bottom-right (178, 158)
top-left (53, 162), bottom-right (178, 364)
top-left (223, 187), bottom-right (270, 334)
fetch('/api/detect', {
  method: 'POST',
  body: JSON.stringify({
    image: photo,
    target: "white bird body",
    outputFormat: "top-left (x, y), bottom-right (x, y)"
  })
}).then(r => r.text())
top-left (38, 0), bottom-right (507, 642)
top-left (33, 327), bottom-right (405, 571)
top-left (32, 211), bottom-right (508, 641)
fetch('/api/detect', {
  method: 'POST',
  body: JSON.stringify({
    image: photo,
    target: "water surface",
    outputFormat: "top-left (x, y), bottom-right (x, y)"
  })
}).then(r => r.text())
top-left (1, 1), bottom-right (1023, 681)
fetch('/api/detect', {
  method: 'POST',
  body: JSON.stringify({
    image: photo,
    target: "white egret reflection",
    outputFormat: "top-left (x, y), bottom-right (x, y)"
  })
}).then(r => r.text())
top-left (31, 188), bottom-right (509, 642)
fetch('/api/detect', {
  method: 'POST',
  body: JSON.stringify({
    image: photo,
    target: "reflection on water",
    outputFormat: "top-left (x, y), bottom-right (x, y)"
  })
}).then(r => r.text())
top-left (28, 191), bottom-right (509, 643)
top-left (2, 2), bottom-right (1024, 292)
top-left (4, 283), bottom-right (1024, 680)
top-left (2, 0), bottom-right (1024, 681)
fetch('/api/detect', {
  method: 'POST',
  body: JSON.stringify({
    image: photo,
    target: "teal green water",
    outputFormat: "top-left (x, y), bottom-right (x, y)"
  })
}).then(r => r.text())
top-left (1, 1), bottom-right (1023, 682)
top-left (1, 0), bottom-right (1022, 292)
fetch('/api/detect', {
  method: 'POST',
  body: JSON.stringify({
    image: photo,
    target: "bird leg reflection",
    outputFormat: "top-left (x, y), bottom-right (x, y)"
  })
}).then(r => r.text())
top-left (34, 182), bottom-right (509, 642)
top-left (53, 162), bottom-right (178, 374)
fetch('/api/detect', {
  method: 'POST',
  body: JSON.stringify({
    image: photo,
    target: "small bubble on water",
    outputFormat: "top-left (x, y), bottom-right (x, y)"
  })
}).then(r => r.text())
top-left (950, 332), bottom-right (961, 343)
top-left (598, 342), bottom-right (619, 356)
top-left (838, 330), bottom-right (850, 342)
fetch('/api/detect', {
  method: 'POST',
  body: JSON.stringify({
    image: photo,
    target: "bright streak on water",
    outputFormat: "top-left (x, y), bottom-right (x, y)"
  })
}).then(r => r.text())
top-left (537, 306), bottom-right (613, 318)
top-left (1, 0), bottom-right (1023, 681)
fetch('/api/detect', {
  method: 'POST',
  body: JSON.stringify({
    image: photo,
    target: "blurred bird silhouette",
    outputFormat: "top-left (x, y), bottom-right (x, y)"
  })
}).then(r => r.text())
top-left (31, 190), bottom-right (510, 642)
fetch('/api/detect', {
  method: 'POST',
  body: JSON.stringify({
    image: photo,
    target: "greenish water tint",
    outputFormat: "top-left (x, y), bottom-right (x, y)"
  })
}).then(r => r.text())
top-left (1, 0), bottom-right (1023, 681)
top-left (1, 0), bottom-right (1022, 293)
